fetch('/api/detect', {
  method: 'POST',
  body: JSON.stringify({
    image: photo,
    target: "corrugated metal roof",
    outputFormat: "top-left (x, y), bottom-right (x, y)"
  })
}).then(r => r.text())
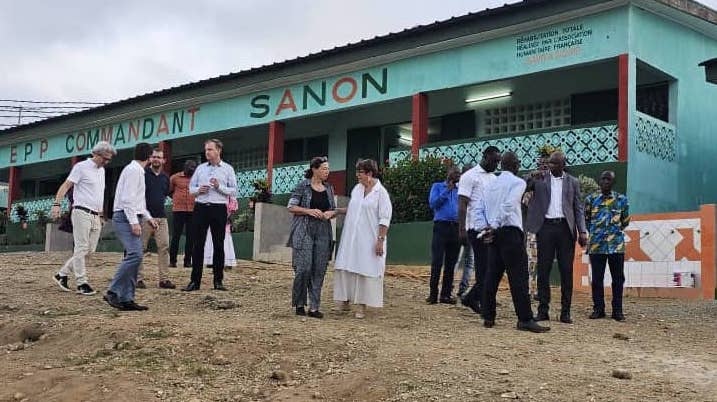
top-left (3, 0), bottom-right (716, 134)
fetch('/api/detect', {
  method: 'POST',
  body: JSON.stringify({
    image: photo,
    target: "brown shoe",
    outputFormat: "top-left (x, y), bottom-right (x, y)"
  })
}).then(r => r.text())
top-left (159, 280), bottom-right (176, 289)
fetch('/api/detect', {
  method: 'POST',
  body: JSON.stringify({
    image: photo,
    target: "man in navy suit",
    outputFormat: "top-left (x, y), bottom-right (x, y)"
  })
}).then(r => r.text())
top-left (525, 151), bottom-right (587, 324)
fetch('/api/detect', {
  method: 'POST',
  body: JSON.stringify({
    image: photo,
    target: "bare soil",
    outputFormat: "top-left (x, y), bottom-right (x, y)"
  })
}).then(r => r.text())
top-left (0, 252), bottom-right (716, 402)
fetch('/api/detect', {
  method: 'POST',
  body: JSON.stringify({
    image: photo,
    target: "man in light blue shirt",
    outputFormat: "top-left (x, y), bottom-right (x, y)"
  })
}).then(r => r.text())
top-left (182, 139), bottom-right (238, 292)
top-left (482, 152), bottom-right (549, 333)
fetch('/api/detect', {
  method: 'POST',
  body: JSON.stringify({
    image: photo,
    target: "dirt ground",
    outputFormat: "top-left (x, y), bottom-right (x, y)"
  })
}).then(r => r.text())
top-left (0, 251), bottom-right (716, 402)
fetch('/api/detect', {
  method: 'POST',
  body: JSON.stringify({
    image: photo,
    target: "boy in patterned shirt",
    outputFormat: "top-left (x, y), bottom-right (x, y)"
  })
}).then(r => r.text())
top-left (584, 171), bottom-right (630, 321)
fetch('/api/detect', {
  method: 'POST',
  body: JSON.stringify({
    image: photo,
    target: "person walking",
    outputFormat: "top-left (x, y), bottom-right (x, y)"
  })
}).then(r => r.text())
top-left (103, 143), bottom-right (157, 311)
top-left (481, 152), bottom-right (550, 333)
top-left (50, 141), bottom-right (116, 296)
top-left (525, 151), bottom-right (587, 324)
top-left (584, 171), bottom-right (630, 321)
top-left (137, 148), bottom-right (175, 289)
top-left (426, 166), bottom-right (461, 304)
top-left (333, 159), bottom-right (392, 319)
top-left (169, 160), bottom-right (196, 268)
top-left (287, 156), bottom-right (337, 318)
top-left (182, 139), bottom-right (237, 291)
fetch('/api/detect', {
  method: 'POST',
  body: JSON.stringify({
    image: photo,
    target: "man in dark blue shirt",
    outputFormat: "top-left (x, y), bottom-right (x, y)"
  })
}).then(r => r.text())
top-left (137, 148), bottom-right (175, 289)
top-left (427, 166), bottom-right (461, 304)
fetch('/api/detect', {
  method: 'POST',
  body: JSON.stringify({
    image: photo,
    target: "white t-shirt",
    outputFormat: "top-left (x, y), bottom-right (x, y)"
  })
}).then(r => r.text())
top-left (457, 164), bottom-right (496, 230)
top-left (67, 158), bottom-right (105, 213)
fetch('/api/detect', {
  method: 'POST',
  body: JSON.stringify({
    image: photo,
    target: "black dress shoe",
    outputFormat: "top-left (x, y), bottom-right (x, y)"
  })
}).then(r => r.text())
top-left (169, 263), bottom-right (177, 268)
top-left (425, 296), bottom-right (438, 305)
top-left (535, 312), bottom-right (550, 321)
top-left (589, 310), bottom-right (606, 319)
top-left (120, 301), bottom-right (149, 311)
top-left (439, 296), bottom-right (457, 305)
top-left (517, 319), bottom-right (551, 333)
top-left (295, 306), bottom-right (306, 316)
top-left (183, 262), bottom-right (192, 268)
top-left (181, 282), bottom-right (200, 292)
top-left (462, 297), bottom-right (481, 315)
top-left (611, 312), bottom-right (626, 322)
top-left (307, 310), bottom-right (324, 319)
top-left (484, 320), bottom-right (495, 328)
top-left (213, 283), bottom-right (228, 291)
top-left (103, 293), bottom-right (123, 310)
top-left (559, 312), bottom-right (573, 324)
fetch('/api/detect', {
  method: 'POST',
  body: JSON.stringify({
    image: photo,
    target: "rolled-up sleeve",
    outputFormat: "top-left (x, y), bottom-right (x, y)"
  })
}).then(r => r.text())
top-left (287, 182), bottom-right (304, 208)
top-left (189, 166), bottom-right (201, 196)
top-left (216, 165), bottom-right (237, 198)
top-left (377, 187), bottom-right (393, 227)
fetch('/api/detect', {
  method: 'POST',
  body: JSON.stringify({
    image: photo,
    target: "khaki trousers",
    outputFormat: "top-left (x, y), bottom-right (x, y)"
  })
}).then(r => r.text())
top-left (138, 218), bottom-right (170, 283)
top-left (58, 208), bottom-right (102, 286)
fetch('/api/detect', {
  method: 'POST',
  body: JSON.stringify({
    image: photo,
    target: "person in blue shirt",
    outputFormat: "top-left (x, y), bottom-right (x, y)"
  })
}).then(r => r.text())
top-left (426, 166), bottom-right (461, 304)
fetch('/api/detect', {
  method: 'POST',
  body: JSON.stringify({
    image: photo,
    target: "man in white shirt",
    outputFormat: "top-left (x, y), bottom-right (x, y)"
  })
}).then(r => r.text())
top-left (182, 138), bottom-right (237, 292)
top-left (103, 143), bottom-right (158, 311)
top-left (457, 146), bottom-right (500, 314)
top-left (482, 152), bottom-right (549, 333)
top-left (51, 141), bottom-right (116, 296)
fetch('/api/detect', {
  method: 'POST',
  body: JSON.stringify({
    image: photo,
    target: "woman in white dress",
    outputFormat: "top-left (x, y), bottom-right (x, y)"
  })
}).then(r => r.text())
top-left (334, 159), bottom-right (392, 319)
top-left (204, 196), bottom-right (237, 268)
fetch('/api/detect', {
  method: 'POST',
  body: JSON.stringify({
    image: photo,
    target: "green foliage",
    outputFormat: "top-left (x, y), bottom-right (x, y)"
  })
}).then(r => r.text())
top-left (537, 144), bottom-right (562, 158)
top-left (382, 156), bottom-right (452, 223)
top-left (578, 174), bottom-right (599, 197)
top-left (250, 179), bottom-right (272, 203)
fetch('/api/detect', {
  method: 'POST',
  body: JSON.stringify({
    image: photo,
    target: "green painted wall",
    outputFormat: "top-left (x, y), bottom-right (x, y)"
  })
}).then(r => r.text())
top-left (1, 9), bottom-right (630, 169)
top-left (628, 6), bottom-right (717, 213)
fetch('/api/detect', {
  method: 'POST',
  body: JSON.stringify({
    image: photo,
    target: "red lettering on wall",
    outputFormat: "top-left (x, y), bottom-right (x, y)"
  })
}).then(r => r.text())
top-left (101, 126), bottom-right (114, 142)
top-left (129, 120), bottom-right (140, 141)
top-left (10, 145), bottom-right (16, 163)
top-left (332, 77), bottom-right (358, 103)
top-left (39, 139), bottom-right (48, 158)
top-left (157, 114), bottom-right (169, 135)
top-left (275, 90), bottom-right (297, 115)
top-left (187, 107), bottom-right (200, 131)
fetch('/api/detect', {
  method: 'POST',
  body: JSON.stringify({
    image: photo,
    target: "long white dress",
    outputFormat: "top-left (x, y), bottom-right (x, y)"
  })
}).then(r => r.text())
top-left (333, 180), bottom-right (392, 307)
top-left (203, 225), bottom-right (236, 267)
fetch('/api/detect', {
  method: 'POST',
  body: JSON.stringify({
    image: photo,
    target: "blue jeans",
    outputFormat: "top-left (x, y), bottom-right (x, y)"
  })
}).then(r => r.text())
top-left (108, 211), bottom-right (144, 303)
top-left (457, 244), bottom-right (475, 295)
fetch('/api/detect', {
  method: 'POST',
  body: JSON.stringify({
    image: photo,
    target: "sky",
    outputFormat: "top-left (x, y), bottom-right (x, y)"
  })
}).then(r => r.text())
top-left (1, 0), bottom-right (716, 125)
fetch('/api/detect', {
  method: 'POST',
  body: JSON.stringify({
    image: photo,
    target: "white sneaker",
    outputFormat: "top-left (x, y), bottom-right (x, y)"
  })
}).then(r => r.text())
top-left (53, 274), bottom-right (71, 292)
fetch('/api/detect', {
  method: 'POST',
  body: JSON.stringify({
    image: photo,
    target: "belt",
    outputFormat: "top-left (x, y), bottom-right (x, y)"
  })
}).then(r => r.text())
top-left (195, 202), bottom-right (226, 207)
top-left (434, 220), bottom-right (458, 225)
top-left (74, 206), bottom-right (100, 216)
top-left (544, 217), bottom-right (567, 224)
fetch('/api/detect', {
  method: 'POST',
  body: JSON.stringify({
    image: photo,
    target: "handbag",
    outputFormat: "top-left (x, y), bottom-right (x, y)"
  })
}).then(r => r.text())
top-left (58, 211), bottom-right (73, 233)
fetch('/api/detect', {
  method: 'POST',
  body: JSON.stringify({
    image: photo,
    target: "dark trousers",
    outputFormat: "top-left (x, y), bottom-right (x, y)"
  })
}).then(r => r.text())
top-left (536, 220), bottom-right (575, 315)
top-left (190, 203), bottom-right (226, 286)
top-left (462, 229), bottom-right (490, 307)
top-left (291, 219), bottom-right (332, 310)
top-left (589, 253), bottom-right (625, 314)
top-left (482, 227), bottom-right (534, 322)
top-left (429, 221), bottom-right (461, 300)
top-left (170, 211), bottom-right (194, 266)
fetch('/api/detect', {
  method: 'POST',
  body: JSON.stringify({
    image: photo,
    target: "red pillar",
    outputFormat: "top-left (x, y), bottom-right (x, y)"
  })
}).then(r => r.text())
top-left (267, 121), bottom-right (285, 190)
top-left (71, 156), bottom-right (79, 166)
top-left (7, 166), bottom-right (21, 210)
top-left (158, 140), bottom-right (172, 175)
top-left (411, 93), bottom-right (428, 160)
top-left (618, 54), bottom-right (629, 162)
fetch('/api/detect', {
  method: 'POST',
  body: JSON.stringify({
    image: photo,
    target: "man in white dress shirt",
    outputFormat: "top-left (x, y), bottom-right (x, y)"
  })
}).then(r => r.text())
top-left (182, 138), bottom-right (237, 292)
top-left (51, 141), bottom-right (116, 296)
top-left (482, 152), bottom-right (549, 333)
top-left (103, 143), bottom-right (157, 311)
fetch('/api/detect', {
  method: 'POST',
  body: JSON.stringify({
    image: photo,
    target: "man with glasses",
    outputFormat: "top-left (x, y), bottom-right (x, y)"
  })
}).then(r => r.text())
top-left (51, 141), bottom-right (117, 296)
top-left (137, 148), bottom-right (175, 289)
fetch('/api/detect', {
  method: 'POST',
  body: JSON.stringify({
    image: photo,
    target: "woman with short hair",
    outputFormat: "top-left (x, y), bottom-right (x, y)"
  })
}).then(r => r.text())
top-left (287, 156), bottom-right (337, 318)
top-left (333, 159), bottom-right (392, 319)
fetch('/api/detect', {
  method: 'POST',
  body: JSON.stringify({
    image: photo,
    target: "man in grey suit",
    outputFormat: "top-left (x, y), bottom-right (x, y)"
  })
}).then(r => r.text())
top-left (525, 151), bottom-right (587, 324)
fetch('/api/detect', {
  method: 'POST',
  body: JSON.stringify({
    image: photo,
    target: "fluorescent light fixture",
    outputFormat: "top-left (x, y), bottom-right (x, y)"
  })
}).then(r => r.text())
top-left (465, 91), bottom-right (513, 103)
